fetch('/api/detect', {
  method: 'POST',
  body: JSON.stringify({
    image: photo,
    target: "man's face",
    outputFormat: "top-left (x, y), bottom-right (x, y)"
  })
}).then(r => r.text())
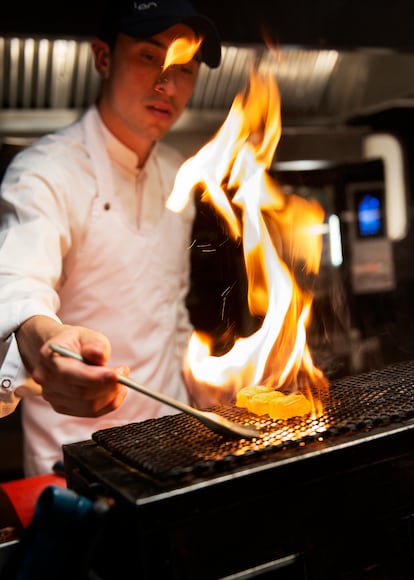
top-left (101, 23), bottom-right (201, 144)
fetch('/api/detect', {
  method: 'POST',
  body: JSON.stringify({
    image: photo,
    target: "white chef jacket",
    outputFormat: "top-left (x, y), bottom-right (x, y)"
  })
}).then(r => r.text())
top-left (0, 106), bottom-right (195, 476)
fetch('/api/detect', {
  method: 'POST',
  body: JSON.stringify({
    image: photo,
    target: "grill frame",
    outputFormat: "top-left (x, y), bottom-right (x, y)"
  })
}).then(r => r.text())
top-left (63, 359), bottom-right (414, 579)
top-left (64, 417), bottom-right (414, 579)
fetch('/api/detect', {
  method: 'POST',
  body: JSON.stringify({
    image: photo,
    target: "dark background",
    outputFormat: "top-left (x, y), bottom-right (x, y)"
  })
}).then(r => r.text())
top-left (1, 0), bottom-right (414, 50)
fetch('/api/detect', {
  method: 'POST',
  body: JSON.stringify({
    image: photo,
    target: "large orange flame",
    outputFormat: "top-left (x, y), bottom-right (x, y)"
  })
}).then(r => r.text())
top-left (167, 68), bottom-right (329, 415)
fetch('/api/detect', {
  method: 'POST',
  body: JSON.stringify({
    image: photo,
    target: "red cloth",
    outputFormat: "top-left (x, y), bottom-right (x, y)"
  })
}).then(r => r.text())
top-left (1, 474), bottom-right (66, 528)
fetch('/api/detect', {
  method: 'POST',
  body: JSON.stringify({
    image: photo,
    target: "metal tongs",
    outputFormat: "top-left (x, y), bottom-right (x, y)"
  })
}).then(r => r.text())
top-left (49, 343), bottom-right (260, 440)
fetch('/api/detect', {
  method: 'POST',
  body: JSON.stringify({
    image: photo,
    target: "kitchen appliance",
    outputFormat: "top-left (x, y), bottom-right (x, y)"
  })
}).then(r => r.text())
top-left (63, 358), bottom-right (414, 579)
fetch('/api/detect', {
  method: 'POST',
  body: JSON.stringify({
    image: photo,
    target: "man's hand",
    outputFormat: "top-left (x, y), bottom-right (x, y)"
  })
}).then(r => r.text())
top-left (16, 316), bottom-right (128, 417)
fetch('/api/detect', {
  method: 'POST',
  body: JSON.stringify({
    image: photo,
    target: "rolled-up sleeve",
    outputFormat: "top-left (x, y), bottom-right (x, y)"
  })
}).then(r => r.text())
top-left (0, 151), bottom-right (70, 340)
top-left (0, 125), bottom-right (94, 418)
top-left (0, 126), bottom-right (95, 331)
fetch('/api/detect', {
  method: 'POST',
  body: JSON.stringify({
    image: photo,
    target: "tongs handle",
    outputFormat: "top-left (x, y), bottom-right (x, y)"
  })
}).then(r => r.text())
top-left (49, 343), bottom-right (196, 414)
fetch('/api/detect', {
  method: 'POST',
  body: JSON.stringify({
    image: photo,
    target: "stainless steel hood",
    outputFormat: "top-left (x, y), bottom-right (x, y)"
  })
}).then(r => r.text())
top-left (2, 38), bottom-right (414, 129)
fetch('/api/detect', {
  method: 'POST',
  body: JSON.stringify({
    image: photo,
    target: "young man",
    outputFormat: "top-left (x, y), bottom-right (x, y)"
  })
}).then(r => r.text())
top-left (0, 0), bottom-right (221, 476)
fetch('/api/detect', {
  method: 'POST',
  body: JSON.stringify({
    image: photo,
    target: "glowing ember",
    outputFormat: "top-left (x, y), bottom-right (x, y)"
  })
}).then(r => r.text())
top-left (166, 66), bottom-right (329, 418)
top-left (163, 33), bottom-right (203, 70)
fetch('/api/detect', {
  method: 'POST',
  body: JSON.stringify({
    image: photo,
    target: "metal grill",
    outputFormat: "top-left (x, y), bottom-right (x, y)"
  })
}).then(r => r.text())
top-left (92, 358), bottom-right (414, 484)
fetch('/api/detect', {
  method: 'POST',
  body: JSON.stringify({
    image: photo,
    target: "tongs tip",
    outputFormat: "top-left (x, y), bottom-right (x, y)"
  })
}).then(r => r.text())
top-left (202, 411), bottom-right (260, 439)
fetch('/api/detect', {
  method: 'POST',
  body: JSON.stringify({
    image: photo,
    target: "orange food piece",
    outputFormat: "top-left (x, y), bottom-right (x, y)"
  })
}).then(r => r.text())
top-left (236, 385), bottom-right (311, 419)
top-left (235, 385), bottom-right (272, 409)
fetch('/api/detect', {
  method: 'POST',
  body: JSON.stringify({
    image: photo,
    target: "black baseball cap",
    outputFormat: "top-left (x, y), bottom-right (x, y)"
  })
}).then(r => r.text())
top-left (98, 0), bottom-right (221, 68)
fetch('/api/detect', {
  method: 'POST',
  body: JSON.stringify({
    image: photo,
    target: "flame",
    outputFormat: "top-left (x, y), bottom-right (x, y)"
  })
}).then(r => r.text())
top-left (163, 33), bottom-right (203, 70)
top-left (167, 67), bottom-right (329, 415)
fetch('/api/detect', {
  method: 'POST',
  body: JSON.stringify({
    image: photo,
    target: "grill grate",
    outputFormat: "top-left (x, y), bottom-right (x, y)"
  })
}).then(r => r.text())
top-left (92, 359), bottom-right (414, 484)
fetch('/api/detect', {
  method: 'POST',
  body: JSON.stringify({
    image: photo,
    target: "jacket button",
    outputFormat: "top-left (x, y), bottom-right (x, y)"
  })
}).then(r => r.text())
top-left (1, 378), bottom-right (12, 389)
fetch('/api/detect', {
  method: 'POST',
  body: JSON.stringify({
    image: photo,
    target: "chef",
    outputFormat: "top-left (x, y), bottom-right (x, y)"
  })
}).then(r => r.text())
top-left (0, 0), bottom-right (221, 476)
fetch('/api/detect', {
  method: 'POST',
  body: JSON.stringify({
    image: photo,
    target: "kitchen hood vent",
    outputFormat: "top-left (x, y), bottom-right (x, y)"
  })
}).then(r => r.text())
top-left (2, 36), bottom-right (414, 138)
